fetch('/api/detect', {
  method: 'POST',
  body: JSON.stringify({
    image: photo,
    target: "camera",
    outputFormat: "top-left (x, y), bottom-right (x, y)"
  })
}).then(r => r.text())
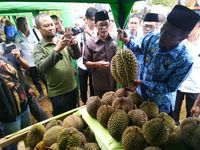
top-left (71, 27), bottom-right (84, 36)
top-left (4, 43), bottom-right (17, 54)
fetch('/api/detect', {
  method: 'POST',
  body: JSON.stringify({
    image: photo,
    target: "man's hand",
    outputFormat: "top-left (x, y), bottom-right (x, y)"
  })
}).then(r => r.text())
top-left (117, 28), bottom-right (130, 44)
top-left (97, 60), bottom-right (110, 69)
top-left (55, 33), bottom-right (72, 53)
top-left (28, 88), bottom-right (36, 97)
top-left (11, 49), bottom-right (21, 59)
top-left (125, 80), bottom-right (142, 92)
top-left (69, 36), bottom-right (78, 46)
top-left (191, 105), bottom-right (200, 117)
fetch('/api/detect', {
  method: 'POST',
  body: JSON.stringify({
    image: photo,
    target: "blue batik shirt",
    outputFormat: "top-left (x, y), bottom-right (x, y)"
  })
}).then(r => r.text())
top-left (126, 32), bottom-right (193, 113)
top-left (126, 32), bottom-right (143, 79)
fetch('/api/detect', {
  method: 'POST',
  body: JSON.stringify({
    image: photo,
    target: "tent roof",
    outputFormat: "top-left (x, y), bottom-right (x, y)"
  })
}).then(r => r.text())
top-left (0, 0), bottom-right (140, 28)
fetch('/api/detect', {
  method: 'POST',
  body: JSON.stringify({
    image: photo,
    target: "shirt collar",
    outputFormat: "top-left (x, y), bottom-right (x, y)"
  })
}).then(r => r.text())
top-left (94, 33), bottom-right (112, 44)
top-left (40, 37), bottom-right (58, 47)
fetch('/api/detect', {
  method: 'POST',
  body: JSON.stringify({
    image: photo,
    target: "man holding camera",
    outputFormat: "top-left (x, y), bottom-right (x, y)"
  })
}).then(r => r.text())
top-left (33, 14), bottom-right (81, 116)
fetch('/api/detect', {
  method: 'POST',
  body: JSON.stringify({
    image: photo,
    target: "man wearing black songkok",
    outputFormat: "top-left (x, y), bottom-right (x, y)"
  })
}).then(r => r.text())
top-left (118, 5), bottom-right (200, 115)
top-left (143, 13), bottom-right (160, 35)
top-left (83, 10), bottom-right (117, 97)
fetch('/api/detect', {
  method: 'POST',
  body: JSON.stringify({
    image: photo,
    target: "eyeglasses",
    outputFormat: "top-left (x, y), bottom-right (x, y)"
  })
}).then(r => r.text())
top-left (143, 24), bottom-right (156, 30)
top-left (97, 23), bottom-right (109, 29)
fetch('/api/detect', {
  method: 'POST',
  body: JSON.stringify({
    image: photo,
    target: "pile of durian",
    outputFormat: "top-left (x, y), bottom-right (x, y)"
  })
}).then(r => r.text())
top-left (86, 88), bottom-right (200, 150)
top-left (25, 114), bottom-right (100, 150)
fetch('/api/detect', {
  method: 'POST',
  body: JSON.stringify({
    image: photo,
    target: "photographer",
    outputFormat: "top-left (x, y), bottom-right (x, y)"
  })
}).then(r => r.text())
top-left (33, 14), bottom-right (80, 116)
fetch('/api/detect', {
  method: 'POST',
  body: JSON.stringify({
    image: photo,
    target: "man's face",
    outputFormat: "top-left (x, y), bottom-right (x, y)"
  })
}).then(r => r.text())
top-left (128, 17), bottom-right (140, 33)
top-left (53, 19), bottom-right (64, 34)
top-left (96, 20), bottom-right (110, 37)
top-left (23, 20), bottom-right (30, 35)
top-left (159, 22), bottom-right (188, 50)
top-left (38, 16), bottom-right (56, 39)
top-left (86, 16), bottom-right (95, 29)
top-left (143, 22), bottom-right (157, 35)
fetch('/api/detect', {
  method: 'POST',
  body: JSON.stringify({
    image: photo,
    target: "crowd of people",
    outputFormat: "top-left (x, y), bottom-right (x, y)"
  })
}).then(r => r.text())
top-left (0, 4), bottom-right (200, 149)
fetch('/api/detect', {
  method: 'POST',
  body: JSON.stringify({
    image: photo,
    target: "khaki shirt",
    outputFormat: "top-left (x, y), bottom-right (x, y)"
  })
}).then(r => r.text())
top-left (83, 34), bottom-right (116, 91)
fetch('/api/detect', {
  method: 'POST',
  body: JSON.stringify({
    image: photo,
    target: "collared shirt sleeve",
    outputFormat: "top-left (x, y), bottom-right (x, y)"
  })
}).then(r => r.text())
top-left (125, 33), bottom-right (154, 56)
top-left (68, 44), bottom-right (81, 60)
top-left (33, 44), bottom-right (63, 73)
top-left (143, 57), bottom-right (193, 95)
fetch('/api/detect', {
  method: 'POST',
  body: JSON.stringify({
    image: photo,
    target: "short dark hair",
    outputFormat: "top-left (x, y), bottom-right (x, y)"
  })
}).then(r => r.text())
top-left (50, 15), bottom-right (59, 21)
top-left (129, 14), bottom-right (141, 20)
top-left (16, 17), bottom-right (27, 33)
top-left (85, 7), bottom-right (98, 19)
top-left (35, 13), bottom-right (49, 29)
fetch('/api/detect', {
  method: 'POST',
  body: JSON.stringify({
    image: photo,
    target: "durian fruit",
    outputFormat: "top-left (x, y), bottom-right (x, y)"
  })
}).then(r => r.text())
top-left (50, 143), bottom-right (58, 150)
top-left (142, 118), bottom-right (169, 146)
top-left (57, 127), bottom-right (81, 150)
top-left (63, 115), bottom-right (85, 131)
top-left (180, 117), bottom-right (200, 129)
top-left (101, 91), bottom-right (116, 105)
top-left (79, 131), bottom-right (87, 145)
top-left (34, 141), bottom-right (45, 150)
top-left (115, 88), bottom-right (129, 97)
top-left (110, 55), bottom-right (123, 85)
top-left (86, 96), bottom-right (102, 118)
top-left (144, 146), bottom-right (161, 150)
top-left (45, 120), bottom-right (63, 131)
top-left (156, 112), bottom-right (176, 134)
top-left (96, 105), bottom-right (115, 128)
top-left (180, 117), bottom-right (200, 150)
top-left (128, 109), bottom-right (148, 127)
top-left (26, 124), bottom-right (46, 148)
top-left (160, 129), bottom-right (188, 150)
top-left (110, 49), bottom-right (138, 87)
top-left (82, 127), bottom-right (96, 143)
top-left (43, 125), bottom-right (64, 147)
top-left (121, 126), bottom-right (146, 150)
top-left (108, 110), bottom-right (129, 141)
top-left (128, 92), bottom-right (143, 107)
top-left (139, 101), bottom-right (159, 120)
top-left (84, 143), bottom-right (100, 150)
top-left (112, 97), bottom-right (134, 113)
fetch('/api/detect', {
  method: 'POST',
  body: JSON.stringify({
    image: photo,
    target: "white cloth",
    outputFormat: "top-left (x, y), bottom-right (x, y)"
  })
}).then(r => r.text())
top-left (76, 32), bottom-right (87, 70)
top-left (76, 30), bottom-right (96, 70)
top-left (15, 30), bottom-right (38, 67)
top-left (178, 37), bottom-right (200, 93)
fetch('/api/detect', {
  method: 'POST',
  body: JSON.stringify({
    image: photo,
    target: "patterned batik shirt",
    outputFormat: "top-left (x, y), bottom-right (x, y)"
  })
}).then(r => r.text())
top-left (126, 32), bottom-right (193, 113)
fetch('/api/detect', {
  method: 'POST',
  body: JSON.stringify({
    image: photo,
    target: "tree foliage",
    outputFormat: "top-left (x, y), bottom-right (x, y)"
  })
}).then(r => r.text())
top-left (150, 0), bottom-right (176, 7)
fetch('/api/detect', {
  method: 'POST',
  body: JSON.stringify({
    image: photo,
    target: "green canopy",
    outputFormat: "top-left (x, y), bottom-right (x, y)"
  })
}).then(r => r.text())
top-left (0, 0), bottom-right (140, 28)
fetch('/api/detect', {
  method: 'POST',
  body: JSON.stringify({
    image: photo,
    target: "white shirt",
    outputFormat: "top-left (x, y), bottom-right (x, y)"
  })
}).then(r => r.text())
top-left (76, 30), bottom-right (96, 70)
top-left (15, 30), bottom-right (38, 67)
top-left (178, 37), bottom-right (200, 93)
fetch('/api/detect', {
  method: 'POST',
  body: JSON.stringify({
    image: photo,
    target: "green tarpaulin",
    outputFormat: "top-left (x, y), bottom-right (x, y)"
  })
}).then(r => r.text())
top-left (0, 0), bottom-right (141, 28)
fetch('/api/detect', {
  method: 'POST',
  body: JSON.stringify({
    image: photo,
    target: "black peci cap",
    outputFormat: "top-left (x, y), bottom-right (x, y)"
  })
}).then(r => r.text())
top-left (95, 10), bottom-right (109, 24)
top-left (167, 5), bottom-right (200, 31)
top-left (144, 13), bottom-right (159, 22)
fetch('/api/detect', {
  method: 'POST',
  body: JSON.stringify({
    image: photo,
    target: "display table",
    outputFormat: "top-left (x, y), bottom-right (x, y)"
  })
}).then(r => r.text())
top-left (78, 107), bottom-right (123, 150)
top-left (0, 106), bottom-right (123, 150)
